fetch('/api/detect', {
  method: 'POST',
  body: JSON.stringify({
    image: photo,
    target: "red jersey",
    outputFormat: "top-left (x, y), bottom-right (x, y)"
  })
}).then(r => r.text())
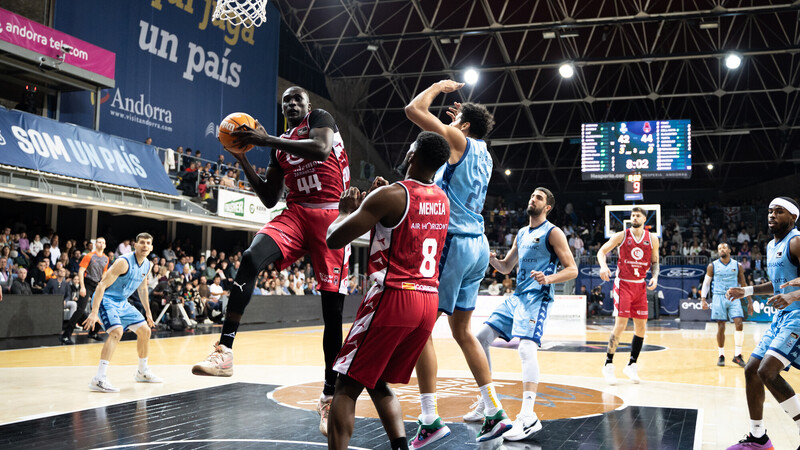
top-left (274, 109), bottom-right (350, 205)
top-left (616, 228), bottom-right (653, 281)
top-left (367, 180), bottom-right (449, 292)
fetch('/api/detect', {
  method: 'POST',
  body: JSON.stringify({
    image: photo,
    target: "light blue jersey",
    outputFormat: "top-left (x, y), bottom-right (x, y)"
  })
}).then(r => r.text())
top-left (102, 253), bottom-right (150, 304)
top-left (515, 221), bottom-right (558, 298)
top-left (434, 137), bottom-right (492, 236)
top-left (767, 229), bottom-right (800, 312)
top-left (711, 258), bottom-right (739, 296)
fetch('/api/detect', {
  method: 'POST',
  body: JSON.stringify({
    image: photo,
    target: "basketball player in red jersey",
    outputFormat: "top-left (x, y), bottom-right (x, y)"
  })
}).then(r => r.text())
top-left (597, 206), bottom-right (660, 384)
top-left (325, 131), bottom-right (451, 450)
top-left (192, 86), bottom-right (351, 436)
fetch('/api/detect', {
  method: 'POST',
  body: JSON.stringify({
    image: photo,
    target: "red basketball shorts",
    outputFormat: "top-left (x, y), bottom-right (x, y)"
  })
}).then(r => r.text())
top-left (333, 285), bottom-right (438, 389)
top-left (258, 204), bottom-right (348, 293)
top-left (613, 278), bottom-right (648, 319)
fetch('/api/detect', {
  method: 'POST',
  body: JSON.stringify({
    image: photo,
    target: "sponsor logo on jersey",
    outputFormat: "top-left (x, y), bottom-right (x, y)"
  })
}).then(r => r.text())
top-left (792, 332), bottom-right (799, 340)
top-left (631, 247), bottom-right (644, 260)
top-left (777, 251), bottom-right (783, 257)
top-left (297, 126), bottom-right (309, 136)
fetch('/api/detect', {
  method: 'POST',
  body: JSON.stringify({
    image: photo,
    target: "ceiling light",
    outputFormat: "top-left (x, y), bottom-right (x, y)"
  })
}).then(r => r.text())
top-left (542, 31), bottom-right (556, 39)
top-left (464, 68), bottom-right (479, 85)
top-left (725, 52), bottom-right (742, 69)
top-left (560, 33), bottom-right (579, 38)
top-left (699, 22), bottom-right (718, 29)
top-left (439, 37), bottom-right (451, 44)
top-left (504, 169), bottom-right (511, 176)
top-left (707, 164), bottom-right (714, 170)
top-left (366, 43), bottom-right (378, 52)
top-left (558, 63), bottom-right (575, 79)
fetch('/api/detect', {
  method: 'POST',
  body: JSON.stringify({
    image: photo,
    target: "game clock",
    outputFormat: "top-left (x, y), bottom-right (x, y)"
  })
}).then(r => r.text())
top-left (581, 119), bottom-right (691, 180)
top-left (624, 173), bottom-right (643, 201)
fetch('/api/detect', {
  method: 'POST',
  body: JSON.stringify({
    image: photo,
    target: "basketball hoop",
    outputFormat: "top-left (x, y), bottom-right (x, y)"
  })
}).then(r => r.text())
top-left (213, 0), bottom-right (268, 28)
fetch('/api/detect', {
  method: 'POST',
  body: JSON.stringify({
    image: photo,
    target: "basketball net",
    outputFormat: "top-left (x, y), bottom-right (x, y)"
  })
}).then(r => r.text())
top-left (213, 0), bottom-right (268, 28)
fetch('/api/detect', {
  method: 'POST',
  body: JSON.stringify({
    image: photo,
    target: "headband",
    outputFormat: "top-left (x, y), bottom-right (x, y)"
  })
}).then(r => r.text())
top-left (770, 198), bottom-right (799, 221)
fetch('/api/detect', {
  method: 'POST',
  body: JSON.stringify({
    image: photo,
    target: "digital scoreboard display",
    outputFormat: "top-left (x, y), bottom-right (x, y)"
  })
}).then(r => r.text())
top-left (581, 119), bottom-right (691, 180)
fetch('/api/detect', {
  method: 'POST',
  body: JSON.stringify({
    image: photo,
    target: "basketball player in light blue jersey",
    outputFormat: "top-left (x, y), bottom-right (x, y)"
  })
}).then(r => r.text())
top-left (405, 80), bottom-right (512, 446)
top-left (701, 242), bottom-right (752, 367)
top-left (83, 233), bottom-right (162, 393)
top-left (726, 197), bottom-right (800, 450)
top-left (473, 188), bottom-right (577, 442)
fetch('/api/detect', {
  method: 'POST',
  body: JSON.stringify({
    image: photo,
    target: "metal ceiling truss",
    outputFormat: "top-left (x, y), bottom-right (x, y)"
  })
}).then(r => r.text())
top-left (275, 1), bottom-right (800, 195)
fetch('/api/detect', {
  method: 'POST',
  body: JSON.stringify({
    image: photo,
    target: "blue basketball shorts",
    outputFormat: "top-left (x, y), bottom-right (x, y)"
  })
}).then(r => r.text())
top-left (99, 299), bottom-right (146, 332)
top-left (710, 294), bottom-right (744, 322)
top-left (437, 233), bottom-right (489, 315)
top-left (484, 291), bottom-right (552, 346)
top-left (751, 309), bottom-right (800, 370)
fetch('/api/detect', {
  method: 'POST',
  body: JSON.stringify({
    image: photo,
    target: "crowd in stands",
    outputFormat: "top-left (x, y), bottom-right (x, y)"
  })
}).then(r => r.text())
top-left (0, 225), bottom-right (319, 329)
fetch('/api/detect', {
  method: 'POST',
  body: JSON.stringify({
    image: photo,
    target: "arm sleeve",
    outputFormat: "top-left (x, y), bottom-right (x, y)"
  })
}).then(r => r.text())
top-left (701, 275), bottom-right (711, 298)
top-left (307, 109), bottom-right (337, 131)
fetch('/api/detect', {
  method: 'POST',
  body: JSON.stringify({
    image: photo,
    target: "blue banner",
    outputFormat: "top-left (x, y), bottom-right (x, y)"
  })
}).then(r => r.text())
top-left (577, 265), bottom-right (706, 315)
top-left (0, 107), bottom-right (178, 195)
top-left (749, 296), bottom-right (778, 322)
top-left (53, 0), bottom-right (280, 169)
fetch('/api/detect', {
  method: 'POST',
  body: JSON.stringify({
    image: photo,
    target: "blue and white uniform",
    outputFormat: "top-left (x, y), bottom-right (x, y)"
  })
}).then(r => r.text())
top-left (752, 229), bottom-right (800, 368)
top-left (485, 221), bottom-right (559, 345)
top-left (435, 137), bottom-right (493, 315)
top-left (710, 258), bottom-right (743, 321)
top-left (96, 252), bottom-right (151, 332)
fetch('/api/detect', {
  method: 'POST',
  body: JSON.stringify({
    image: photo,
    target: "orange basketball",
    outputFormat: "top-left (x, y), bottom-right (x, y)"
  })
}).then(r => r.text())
top-left (218, 112), bottom-right (257, 153)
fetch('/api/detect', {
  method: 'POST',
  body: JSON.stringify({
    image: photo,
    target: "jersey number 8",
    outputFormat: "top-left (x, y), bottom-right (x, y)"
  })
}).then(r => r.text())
top-left (420, 238), bottom-right (438, 278)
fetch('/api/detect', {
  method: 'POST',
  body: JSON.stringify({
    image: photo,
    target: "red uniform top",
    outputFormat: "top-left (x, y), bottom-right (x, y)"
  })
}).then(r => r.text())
top-left (616, 228), bottom-right (653, 281)
top-left (272, 109), bottom-right (350, 206)
top-left (367, 180), bottom-right (449, 292)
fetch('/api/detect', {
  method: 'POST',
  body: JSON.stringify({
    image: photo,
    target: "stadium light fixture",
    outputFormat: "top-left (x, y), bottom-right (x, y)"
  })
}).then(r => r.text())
top-left (504, 169), bottom-right (511, 176)
top-left (725, 52), bottom-right (742, 69)
top-left (559, 63), bottom-right (575, 79)
top-left (464, 68), bottom-right (479, 85)
top-left (366, 43), bottom-right (379, 52)
top-left (707, 164), bottom-right (714, 170)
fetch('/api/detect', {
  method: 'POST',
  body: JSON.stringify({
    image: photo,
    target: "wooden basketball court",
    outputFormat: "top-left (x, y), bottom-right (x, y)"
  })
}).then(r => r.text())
top-left (1, 318), bottom-right (799, 449)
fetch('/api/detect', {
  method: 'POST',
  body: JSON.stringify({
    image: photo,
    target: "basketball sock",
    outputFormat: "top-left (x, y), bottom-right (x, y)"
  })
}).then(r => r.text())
top-left (734, 330), bottom-right (744, 356)
top-left (219, 234), bottom-right (282, 349)
top-left (521, 391), bottom-right (537, 417)
top-left (605, 353), bottom-right (614, 365)
top-left (390, 436), bottom-right (409, 450)
top-left (780, 395), bottom-right (800, 431)
top-left (138, 358), bottom-right (148, 372)
top-left (321, 291), bottom-right (345, 396)
top-left (96, 360), bottom-right (109, 378)
top-left (420, 393), bottom-right (438, 424)
top-left (718, 347), bottom-right (725, 357)
top-left (750, 419), bottom-right (766, 438)
top-left (480, 383), bottom-right (502, 416)
top-left (629, 335), bottom-right (644, 365)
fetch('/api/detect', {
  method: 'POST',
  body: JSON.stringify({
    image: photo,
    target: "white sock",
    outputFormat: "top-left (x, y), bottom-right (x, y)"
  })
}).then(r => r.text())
top-left (138, 357), bottom-right (148, 372)
top-left (734, 330), bottom-right (744, 356)
top-left (420, 393), bottom-right (438, 424)
top-left (320, 393), bottom-right (333, 402)
top-left (750, 419), bottom-right (765, 438)
top-left (96, 360), bottom-right (109, 378)
top-left (480, 383), bottom-right (502, 416)
top-left (718, 347), bottom-right (725, 357)
top-left (521, 390), bottom-right (536, 417)
top-left (780, 395), bottom-right (800, 430)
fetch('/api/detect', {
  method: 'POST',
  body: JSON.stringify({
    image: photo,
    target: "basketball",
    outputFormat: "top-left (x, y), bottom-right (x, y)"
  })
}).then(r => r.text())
top-left (218, 112), bottom-right (257, 153)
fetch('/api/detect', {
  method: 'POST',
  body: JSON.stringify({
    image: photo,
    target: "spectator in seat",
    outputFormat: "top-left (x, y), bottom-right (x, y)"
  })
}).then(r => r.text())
top-left (487, 279), bottom-right (502, 296)
top-left (45, 267), bottom-right (70, 296)
top-left (11, 267), bottom-right (32, 295)
top-left (688, 285), bottom-right (701, 300)
top-left (49, 235), bottom-right (61, 266)
top-left (29, 234), bottom-right (43, 257)
top-left (116, 239), bottom-right (132, 256)
top-left (0, 256), bottom-right (12, 293)
top-left (590, 286), bottom-right (605, 316)
top-left (63, 273), bottom-right (80, 325)
top-left (30, 259), bottom-right (51, 293)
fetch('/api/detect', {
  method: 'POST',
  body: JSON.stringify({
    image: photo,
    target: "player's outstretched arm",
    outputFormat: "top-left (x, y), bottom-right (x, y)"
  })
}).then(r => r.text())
top-left (489, 236), bottom-right (518, 274)
top-left (533, 227), bottom-right (578, 285)
top-left (597, 231), bottom-right (624, 282)
top-left (326, 185), bottom-right (405, 250)
top-left (82, 258), bottom-right (128, 330)
top-left (232, 151), bottom-right (284, 208)
top-left (405, 81), bottom-right (468, 159)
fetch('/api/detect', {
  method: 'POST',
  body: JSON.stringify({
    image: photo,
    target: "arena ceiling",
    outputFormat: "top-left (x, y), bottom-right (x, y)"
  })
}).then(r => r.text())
top-left (274, 1), bottom-right (800, 195)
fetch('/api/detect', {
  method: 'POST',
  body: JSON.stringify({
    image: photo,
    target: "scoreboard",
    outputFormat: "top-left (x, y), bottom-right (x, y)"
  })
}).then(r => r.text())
top-left (581, 119), bottom-right (691, 180)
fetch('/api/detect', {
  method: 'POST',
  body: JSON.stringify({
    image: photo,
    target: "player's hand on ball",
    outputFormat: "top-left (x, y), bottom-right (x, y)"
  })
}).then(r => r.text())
top-left (231, 120), bottom-right (269, 148)
top-left (598, 267), bottom-right (611, 282)
top-left (647, 278), bottom-right (658, 290)
top-left (780, 277), bottom-right (800, 289)
top-left (369, 176), bottom-right (389, 194)
top-left (339, 187), bottom-right (362, 214)
top-left (726, 287), bottom-right (744, 300)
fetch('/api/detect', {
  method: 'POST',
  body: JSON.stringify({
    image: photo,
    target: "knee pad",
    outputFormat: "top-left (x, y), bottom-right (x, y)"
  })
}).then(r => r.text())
top-left (519, 339), bottom-right (540, 384)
